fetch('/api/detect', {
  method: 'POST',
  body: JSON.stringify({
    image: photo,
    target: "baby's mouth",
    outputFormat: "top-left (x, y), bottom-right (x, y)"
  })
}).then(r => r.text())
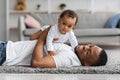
top-left (61, 31), bottom-right (66, 34)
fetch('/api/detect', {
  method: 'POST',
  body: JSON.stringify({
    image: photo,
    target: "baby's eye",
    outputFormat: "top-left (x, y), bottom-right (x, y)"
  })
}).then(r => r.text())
top-left (68, 26), bottom-right (72, 28)
top-left (63, 22), bottom-right (66, 25)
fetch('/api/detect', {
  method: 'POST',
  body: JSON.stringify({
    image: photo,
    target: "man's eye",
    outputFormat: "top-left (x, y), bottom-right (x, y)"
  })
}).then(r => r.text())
top-left (87, 50), bottom-right (92, 55)
top-left (83, 47), bottom-right (85, 50)
top-left (87, 51), bottom-right (90, 55)
top-left (88, 44), bottom-right (95, 47)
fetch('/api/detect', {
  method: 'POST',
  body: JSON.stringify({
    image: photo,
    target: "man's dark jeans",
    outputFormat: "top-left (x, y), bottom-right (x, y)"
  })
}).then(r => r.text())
top-left (0, 41), bottom-right (7, 65)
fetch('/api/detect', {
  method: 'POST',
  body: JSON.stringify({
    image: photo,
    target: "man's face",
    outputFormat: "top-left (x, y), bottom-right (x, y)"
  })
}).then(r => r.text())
top-left (75, 44), bottom-right (102, 66)
top-left (58, 15), bottom-right (76, 34)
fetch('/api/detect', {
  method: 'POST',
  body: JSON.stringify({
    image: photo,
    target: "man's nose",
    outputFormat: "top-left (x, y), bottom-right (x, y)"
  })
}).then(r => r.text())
top-left (84, 46), bottom-right (89, 50)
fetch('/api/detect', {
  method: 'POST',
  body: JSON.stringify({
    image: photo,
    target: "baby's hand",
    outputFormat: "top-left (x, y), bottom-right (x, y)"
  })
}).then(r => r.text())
top-left (48, 51), bottom-right (55, 56)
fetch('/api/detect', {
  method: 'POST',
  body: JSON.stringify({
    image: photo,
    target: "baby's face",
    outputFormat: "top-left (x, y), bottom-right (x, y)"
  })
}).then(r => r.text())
top-left (58, 15), bottom-right (76, 34)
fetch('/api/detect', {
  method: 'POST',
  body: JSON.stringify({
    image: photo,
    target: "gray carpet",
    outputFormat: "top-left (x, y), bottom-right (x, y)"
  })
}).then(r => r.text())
top-left (0, 64), bottom-right (120, 74)
top-left (0, 49), bottom-right (119, 74)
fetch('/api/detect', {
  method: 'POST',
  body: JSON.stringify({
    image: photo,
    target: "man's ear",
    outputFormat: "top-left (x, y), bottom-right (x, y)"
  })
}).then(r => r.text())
top-left (84, 63), bottom-right (90, 66)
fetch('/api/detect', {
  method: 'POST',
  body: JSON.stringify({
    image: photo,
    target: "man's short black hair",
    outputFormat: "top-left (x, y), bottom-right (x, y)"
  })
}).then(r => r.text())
top-left (92, 50), bottom-right (108, 66)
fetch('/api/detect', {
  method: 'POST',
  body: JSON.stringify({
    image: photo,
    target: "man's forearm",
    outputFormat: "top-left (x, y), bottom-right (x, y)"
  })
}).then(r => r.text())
top-left (31, 27), bottom-right (56, 68)
top-left (31, 29), bottom-right (48, 65)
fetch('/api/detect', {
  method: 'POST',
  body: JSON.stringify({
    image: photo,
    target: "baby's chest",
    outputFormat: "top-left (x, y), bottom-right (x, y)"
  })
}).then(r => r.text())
top-left (53, 34), bottom-right (69, 43)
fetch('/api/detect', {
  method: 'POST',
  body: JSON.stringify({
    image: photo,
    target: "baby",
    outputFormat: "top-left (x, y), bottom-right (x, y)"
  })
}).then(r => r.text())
top-left (43, 10), bottom-right (78, 56)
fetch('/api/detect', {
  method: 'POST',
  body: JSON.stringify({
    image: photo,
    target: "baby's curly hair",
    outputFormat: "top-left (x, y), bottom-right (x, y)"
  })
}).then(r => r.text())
top-left (59, 9), bottom-right (78, 25)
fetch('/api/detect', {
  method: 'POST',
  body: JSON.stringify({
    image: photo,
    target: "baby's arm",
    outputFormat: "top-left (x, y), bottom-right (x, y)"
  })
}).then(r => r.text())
top-left (69, 30), bottom-right (78, 50)
top-left (46, 26), bottom-right (56, 56)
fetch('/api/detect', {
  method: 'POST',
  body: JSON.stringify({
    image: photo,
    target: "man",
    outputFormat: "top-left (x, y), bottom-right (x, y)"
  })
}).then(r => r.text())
top-left (31, 27), bottom-right (108, 68)
top-left (0, 28), bottom-right (107, 67)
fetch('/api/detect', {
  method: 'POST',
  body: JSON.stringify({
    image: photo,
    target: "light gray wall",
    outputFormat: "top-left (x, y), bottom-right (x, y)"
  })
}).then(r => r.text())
top-left (9, 0), bottom-right (120, 12)
top-left (0, 0), bottom-right (120, 41)
top-left (0, 0), bottom-right (6, 41)
top-left (94, 0), bottom-right (120, 11)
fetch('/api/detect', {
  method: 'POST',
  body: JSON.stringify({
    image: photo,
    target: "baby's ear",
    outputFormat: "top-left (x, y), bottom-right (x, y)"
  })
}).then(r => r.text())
top-left (58, 18), bottom-right (60, 22)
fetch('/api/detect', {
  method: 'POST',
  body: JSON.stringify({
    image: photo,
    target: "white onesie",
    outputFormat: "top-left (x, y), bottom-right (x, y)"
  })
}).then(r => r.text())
top-left (41, 24), bottom-right (78, 51)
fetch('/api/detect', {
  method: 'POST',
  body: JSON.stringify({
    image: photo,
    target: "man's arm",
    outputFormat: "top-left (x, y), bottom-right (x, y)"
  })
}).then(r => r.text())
top-left (30, 25), bottom-right (51, 40)
top-left (31, 27), bottom-right (56, 68)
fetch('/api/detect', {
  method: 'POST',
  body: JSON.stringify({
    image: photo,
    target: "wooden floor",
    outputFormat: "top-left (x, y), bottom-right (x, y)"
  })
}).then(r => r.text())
top-left (0, 74), bottom-right (120, 80)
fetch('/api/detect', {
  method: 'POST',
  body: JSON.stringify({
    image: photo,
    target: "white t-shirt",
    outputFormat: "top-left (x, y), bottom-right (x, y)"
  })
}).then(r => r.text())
top-left (42, 25), bottom-right (78, 51)
top-left (3, 40), bottom-right (81, 67)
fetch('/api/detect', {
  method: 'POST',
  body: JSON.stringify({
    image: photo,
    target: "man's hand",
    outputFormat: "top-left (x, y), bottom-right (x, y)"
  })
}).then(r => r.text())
top-left (30, 30), bottom-right (43, 40)
top-left (48, 51), bottom-right (56, 56)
